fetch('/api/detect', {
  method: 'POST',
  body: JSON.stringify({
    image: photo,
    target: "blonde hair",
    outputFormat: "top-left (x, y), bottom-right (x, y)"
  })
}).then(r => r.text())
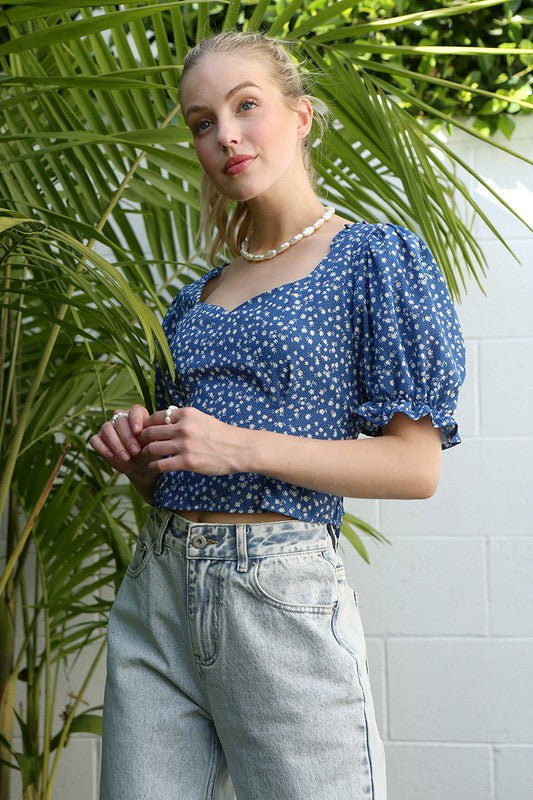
top-left (180, 31), bottom-right (329, 264)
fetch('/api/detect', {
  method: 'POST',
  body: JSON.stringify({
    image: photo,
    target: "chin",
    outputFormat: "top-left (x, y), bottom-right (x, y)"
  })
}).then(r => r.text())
top-left (218, 183), bottom-right (266, 204)
top-left (214, 171), bottom-right (286, 204)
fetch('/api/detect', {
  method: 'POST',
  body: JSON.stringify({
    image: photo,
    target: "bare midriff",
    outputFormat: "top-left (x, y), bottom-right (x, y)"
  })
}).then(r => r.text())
top-left (172, 509), bottom-right (298, 523)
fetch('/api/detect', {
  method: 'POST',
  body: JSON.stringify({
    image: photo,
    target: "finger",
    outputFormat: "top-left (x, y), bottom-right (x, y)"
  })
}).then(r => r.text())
top-left (138, 423), bottom-right (180, 445)
top-left (140, 439), bottom-right (179, 460)
top-left (128, 404), bottom-right (150, 435)
top-left (106, 410), bottom-right (145, 456)
top-left (143, 406), bottom-right (182, 429)
top-left (113, 417), bottom-right (142, 456)
top-left (89, 432), bottom-right (136, 474)
top-left (145, 455), bottom-right (185, 474)
top-left (100, 421), bottom-right (133, 462)
top-left (89, 433), bottom-right (114, 460)
top-left (142, 410), bottom-right (168, 428)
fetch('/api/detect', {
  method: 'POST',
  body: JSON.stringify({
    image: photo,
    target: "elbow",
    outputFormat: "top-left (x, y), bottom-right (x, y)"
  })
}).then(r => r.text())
top-left (408, 428), bottom-right (442, 499)
top-left (412, 464), bottom-right (441, 499)
top-left (382, 413), bottom-right (443, 500)
top-left (402, 449), bottom-right (441, 499)
top-left (415, 479), bottom-right (438, 500)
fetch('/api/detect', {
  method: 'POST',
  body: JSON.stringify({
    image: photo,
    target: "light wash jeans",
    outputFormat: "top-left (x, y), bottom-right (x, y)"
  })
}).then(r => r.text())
top-left (99, 508), bottom-right (387, 800)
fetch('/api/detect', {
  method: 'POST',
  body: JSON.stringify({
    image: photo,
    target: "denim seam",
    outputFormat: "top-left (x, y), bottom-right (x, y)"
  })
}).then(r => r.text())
top-left (330, 596), bottom-right (375, 797)
top-left (353, 657), bottom-right (376, 799)
top-left (126, 537), bottom-right (155, 578)
top-left (160, 541), bottom-right (332, 559)
top-left (188, 561), bottom-right (224, 669)
top-left (205, 724), bottom-right (222, 800)
top-left (256, 545), bottom-right (330, 560)
top-left (199, 564), bottom-right (223, 667)
top-left (154, 510), bottom-right (173, 555)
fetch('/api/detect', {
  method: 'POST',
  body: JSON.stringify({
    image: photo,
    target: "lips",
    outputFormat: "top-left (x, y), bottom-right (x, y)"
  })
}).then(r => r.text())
top-left (224, 154), bottom-right (255, 175)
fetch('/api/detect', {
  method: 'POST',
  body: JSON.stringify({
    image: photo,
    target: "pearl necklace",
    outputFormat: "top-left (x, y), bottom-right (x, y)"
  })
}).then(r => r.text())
top-left (240, 205), bottom-right (335, 262)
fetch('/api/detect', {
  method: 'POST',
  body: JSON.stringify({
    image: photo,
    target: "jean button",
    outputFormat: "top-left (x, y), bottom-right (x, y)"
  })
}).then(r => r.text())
top-left (191, 534), bottom-right (207, 549)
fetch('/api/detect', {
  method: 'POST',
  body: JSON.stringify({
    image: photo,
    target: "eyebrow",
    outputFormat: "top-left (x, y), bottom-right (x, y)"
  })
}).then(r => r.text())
top-left (184, 81), bottom-right (261, 121)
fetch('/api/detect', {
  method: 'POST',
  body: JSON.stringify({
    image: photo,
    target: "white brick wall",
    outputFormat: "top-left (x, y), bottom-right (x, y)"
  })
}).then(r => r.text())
top-left (6, 119), bottom-right (533, 799)
top-left (343, 115), bottom-right (533, 800)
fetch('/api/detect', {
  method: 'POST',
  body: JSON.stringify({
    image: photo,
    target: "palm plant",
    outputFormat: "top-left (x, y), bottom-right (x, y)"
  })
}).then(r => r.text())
top-left (0, 2), bottom-right (532, 798)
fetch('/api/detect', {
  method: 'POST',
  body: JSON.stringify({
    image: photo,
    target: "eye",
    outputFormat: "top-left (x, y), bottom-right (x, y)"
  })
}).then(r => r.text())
top-left (240, 99), bottom-right (257, 111)
top-left (191, 118), bottom-right (212, 135)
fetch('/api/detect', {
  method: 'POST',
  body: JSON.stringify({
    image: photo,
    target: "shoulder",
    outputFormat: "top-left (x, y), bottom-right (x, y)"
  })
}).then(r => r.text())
top-left (161, 288), bottom-right (185, 333)
top-left (341, 220), bottom-right (428, 258)
top-left (341, 221), bottom-right (442, 286)
top-left (162, 265), bottom-right (223, 330)
top-left (333, 220), bottom-right (424, 264)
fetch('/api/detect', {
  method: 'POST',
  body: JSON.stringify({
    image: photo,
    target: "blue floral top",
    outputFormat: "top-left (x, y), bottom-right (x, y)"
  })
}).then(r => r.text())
top-left (153, 221), bottom-right (466, 536)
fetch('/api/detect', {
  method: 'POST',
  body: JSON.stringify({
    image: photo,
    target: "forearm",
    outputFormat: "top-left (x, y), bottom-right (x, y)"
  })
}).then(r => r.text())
top-left (235, 418), bottom-right (442, 500)
top-left (136, 407), bottom-right (441, 499)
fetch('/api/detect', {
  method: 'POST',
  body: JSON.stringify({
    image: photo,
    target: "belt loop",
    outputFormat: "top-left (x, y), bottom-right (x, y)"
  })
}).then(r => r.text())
top-left (236, 524), bottom-right (248, 572)
top-left (154, 510), bottom-right (173, 556)
top-left (327, 523), bottom-right (338, 552)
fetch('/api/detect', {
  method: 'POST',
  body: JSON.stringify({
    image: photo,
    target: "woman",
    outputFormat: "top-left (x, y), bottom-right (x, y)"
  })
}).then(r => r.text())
top-left (91, 31), bottom-right (465, 800)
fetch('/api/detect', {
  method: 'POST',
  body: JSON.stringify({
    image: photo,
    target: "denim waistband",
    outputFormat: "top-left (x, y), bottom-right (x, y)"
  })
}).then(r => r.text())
top-left (144, 507), bottom-right (338, 565)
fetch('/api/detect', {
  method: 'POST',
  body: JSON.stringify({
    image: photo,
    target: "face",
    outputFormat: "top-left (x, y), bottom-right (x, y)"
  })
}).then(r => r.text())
top-left (180, 52), bottom-right (312, 203)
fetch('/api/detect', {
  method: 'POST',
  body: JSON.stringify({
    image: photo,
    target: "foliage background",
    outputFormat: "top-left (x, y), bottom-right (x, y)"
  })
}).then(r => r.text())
top-left (0, 2), bottom-right (532, 798)
top-left (353, 0), bottom-right (533, 137)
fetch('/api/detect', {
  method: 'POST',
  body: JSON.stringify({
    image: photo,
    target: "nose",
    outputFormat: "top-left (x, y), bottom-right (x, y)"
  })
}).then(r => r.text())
top-left (216, 113), bottom-right (240, 149)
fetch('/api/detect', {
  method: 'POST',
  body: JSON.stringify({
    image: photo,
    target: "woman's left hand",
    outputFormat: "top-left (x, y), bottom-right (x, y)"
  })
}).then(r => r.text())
top-left (138, 406), bottom-right (247, 476)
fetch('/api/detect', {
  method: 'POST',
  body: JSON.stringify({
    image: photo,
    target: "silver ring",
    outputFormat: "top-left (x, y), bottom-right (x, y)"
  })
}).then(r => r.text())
top-left (111, 411), bottom-right (129, 427)
top-left (164, 405), bottom-right (180, 425)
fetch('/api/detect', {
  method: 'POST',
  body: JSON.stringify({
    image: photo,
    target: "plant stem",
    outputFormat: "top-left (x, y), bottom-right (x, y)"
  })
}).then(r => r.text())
top-left (0, 445), bottom-right (70, 597)
top-left (43, 638), bottom-right (107, 800)
top-left (35, 525), bottom-right (52, 795)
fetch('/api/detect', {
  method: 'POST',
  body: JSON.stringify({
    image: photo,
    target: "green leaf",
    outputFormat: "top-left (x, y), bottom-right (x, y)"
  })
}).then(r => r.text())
top-left (0, 2), bottom-right (211, 56)
top-left (49, 712), bottom-right (103, 751)
top-left (341, 524), bottom-right (371, 564)
top-left (518, 38), bottom-right (533, 66)
top-left (340, 511), bottom-right (391, 563)
top-left (13, 752), bottom-right (41, 789)
top-left (498, 114), bottom-right (516, 139)
top-left (512, 10), bottom-right (533, 25)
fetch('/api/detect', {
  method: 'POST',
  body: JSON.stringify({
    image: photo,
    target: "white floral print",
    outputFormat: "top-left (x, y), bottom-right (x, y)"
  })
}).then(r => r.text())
top-left (153, 222), bottom-right (466, 536)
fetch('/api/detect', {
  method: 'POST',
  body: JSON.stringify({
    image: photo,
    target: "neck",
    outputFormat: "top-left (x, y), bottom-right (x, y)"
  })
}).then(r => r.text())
top-left (245, 181), bottom-right (326, 251)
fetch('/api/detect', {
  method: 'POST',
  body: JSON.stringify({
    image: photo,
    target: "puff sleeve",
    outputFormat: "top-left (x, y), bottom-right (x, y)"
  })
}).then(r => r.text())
top-left (154, 289), bottom-right (185, 411)
top-left (352, 223), bottom-right (466, 449)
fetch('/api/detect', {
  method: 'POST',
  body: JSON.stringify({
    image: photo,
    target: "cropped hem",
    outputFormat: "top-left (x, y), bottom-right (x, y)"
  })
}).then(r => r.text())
top-left (354, 399), bottom-right (462, 450)
top-left (152, 492), bottom-right (345, 538)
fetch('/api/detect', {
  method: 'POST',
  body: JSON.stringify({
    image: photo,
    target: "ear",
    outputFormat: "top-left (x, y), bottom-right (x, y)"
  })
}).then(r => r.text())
top-left (295, 96), bottom-right (314, 140)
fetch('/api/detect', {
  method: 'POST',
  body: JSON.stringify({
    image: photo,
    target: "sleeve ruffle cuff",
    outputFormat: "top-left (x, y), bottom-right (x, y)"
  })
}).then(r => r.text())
top-left (354, 399), bottom-right (461, 450)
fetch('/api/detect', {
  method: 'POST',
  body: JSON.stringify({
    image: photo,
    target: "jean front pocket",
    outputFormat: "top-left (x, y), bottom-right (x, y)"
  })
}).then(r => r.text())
top-left (126, 528), bottom-right (155, 578)
top-left (251, 549), bottom-right (338, 613)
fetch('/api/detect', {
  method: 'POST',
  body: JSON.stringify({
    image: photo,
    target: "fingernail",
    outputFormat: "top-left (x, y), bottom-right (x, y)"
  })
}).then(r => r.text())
top-left (105, 450), bottom-right (114, 459)
top-left (120, 451), bottom-right (130, 461)
top-left (131, 444), bottom-right (140, 455)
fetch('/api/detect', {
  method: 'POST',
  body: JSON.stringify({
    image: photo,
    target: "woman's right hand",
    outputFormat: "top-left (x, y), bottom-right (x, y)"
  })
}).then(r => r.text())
top-left (89, 405), bottom-right (158, 503)
top-left (89, 404), bottom-right (150, 476)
